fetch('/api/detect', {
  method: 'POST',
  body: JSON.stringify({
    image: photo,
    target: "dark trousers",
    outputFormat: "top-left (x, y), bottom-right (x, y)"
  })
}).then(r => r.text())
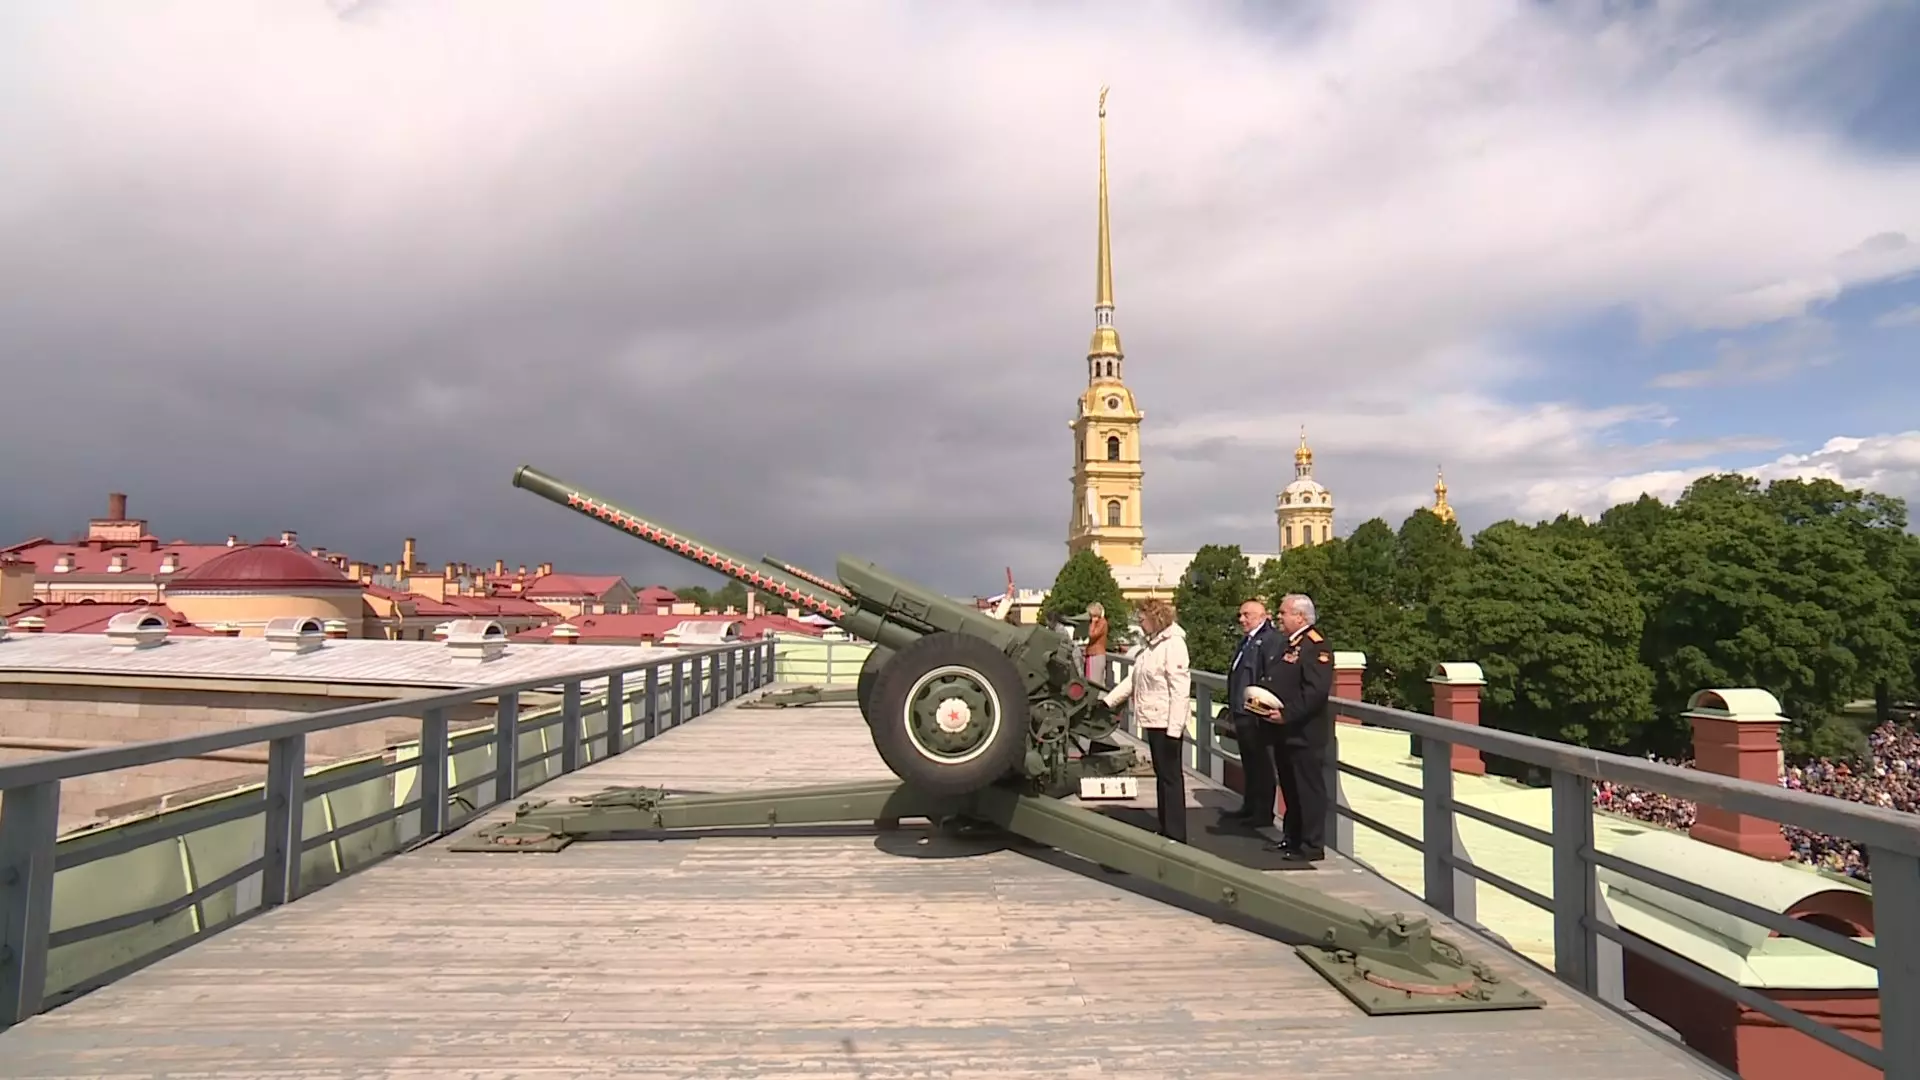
top-left (1232, 713), bottom-right (1279, 827)
top-left (1275, 719), bottom-right (1329, 854)
top-left (1145, 728), bottom-right (1188, 843)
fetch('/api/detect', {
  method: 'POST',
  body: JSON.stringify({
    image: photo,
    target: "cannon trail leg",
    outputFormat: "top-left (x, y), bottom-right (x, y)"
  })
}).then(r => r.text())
top-left (968, 786), bottom-right (1544, 1015)
top-left (448, 779), bottom-right (970, 853)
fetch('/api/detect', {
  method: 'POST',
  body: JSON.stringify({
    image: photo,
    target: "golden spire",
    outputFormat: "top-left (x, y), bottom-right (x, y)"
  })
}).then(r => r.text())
top-left (1433, 465), bottom-right (1456, 524)
top-left (1294, 426), bottom-right (1313, 475)
top-left (1087, 85), bottom-right (1123, 370)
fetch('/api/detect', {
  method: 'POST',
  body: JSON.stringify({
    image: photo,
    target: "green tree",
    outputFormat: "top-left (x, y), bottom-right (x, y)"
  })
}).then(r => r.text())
top-left (1173, 544), bottom-right (1255, 674)
top-left (1624, 474), bottom-right (1908, 757)
top-left (1393, 507), bottom-right (1470, 607)
top-left (1040, 550), bottom-right (1130, 630)
top-left (1430, 521), bottom-right (1656, 748)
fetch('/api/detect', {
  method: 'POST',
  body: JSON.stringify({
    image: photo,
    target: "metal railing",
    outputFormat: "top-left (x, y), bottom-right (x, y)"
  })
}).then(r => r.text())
top-left (1109, 656), bottom-right (1918, 1077)
top-left (0, 640), bottom-right (777, 1030)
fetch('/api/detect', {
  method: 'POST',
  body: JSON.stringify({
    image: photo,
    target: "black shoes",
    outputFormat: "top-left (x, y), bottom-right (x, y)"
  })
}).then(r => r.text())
top-left (1265, 837), bottom-right (1324, 866)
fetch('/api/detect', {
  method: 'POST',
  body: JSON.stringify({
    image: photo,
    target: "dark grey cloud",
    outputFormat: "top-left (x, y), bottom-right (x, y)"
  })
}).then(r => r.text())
top-left (2, 0), bottom-right (1916, 598)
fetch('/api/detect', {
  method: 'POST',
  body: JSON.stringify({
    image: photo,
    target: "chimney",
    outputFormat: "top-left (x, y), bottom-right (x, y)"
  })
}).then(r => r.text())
top-left (444, 619), bottom-right (508, 664)
top-left (1685, 689), bottom-right (1792, 860)
top-left (403, 538), bottom-right (417, 573)
top-left (551, 622), bottom-right (580, 645)
top-left (539, 562), bottom-right (552, 576)
top-left (16, 616), bottom-right (45, 634)
top-left (281, 530), bottom-right (297, 546)
top-left (494, 559), bottom-right (506, 575)
top-left (107, 492), bottom-right (127, 521)
top-left (159, 552), bottom-right (179, 574)
top-left (209, 622), bottom-right (241, 637)
top-left (322, 619), bottom-right (350, 639)
top-left (517, 564), bottom-right (527, 576)
top-left (444, 563), bottom-right (455, 581)
top-left (227, 535), bottom-right (238, 547)
top-left (104, 610), bottom-right (170, 651)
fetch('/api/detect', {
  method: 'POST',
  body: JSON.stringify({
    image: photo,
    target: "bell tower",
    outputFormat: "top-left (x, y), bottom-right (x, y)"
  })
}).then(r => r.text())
top-left (1067, 86), bottom-right (1146, 567)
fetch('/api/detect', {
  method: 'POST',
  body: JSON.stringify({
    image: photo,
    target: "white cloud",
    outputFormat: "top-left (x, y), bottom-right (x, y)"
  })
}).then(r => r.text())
top-left (1648, 316), bottom-right (1839, 389)
top-left (1, 1), bottom-right (1918, 589)
top-left (1875, 302), bottom-right (1920, 328)
top-left (1518, 431), bottom-right (1920, 521)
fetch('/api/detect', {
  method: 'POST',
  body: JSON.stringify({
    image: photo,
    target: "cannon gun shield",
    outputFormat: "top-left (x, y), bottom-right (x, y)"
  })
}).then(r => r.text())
top-left (865, 633), bottom-right (1030, 797)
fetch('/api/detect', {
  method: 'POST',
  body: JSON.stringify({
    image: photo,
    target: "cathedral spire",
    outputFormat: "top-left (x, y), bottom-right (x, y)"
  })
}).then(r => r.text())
top-left (1087, 85), bottom-right (1124, 383)
top-left (1433, 465), bottom-right (1456, 524)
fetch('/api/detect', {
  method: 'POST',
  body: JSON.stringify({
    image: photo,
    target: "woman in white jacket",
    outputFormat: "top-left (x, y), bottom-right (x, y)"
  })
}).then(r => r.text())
top-left (1100, 598), bottom-right (1192, 843)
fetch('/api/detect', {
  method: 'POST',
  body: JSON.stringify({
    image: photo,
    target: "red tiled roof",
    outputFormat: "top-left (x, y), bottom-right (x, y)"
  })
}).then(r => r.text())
top-left (634, 585), bottom-right (678, 604)
top-left (167, 544), bottom-right (353, 591)
top-left (522, 573), bottom-right (628, 600)
top-left (509, 613), bottom-right (824, 643)
top-left (1, 600), bottom-right (213, 636)
top-left (2, 537), bottom-right (235, 578)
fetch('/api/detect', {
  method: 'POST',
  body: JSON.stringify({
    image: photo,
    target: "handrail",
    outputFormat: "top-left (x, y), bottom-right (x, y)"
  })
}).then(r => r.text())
top-left (0, 639), bottom-right (779, 1031)
top-left (0, 650), bottom-right (725, 790)
top-left (1110, 654), bottom-right (1919, 1077)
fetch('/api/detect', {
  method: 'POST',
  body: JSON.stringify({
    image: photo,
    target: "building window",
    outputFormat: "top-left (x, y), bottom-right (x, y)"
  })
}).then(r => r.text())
top-left (1322, 525), bottom-right (1330, 543)
top-left (1106, 435), bottom-right (1120, 461)
top-left (1107, 500), bottom-right (1122, 527)
top-left (1285, 525), bottom-right (1294, 547)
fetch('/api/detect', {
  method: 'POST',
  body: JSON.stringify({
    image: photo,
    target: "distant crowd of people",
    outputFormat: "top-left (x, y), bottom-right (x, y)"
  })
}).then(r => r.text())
top-left (1593, 720), bottom-right (1919, 883)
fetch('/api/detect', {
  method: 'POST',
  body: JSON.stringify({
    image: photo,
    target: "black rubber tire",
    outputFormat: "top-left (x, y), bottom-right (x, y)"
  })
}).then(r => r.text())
top-left (856, 645), bottom-right (893, 721)
top-left (865, 633), bottom-right (1030, 797)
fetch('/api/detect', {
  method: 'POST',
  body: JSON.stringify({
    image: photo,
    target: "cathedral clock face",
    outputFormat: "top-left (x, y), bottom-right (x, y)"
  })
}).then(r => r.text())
top-left (1105, 396), bottom-right (1121, 410)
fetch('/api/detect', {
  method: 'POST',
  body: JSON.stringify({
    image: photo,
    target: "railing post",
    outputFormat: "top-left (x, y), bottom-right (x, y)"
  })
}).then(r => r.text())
top-left (1324, 726), bottom-right (1351, 855)
top-left (645, 664), bottom-right (661, 740)
top-left (0, 780), bottom-right (59, 1027)
top-left (724, 648), bottom-right (737, 700)
top-left (262, 734), bottom-right (307, 908)
top-left (1550, 769), bottom-right (1599, 993)
top-left (707, 652), bottom-right (721, 711)
top-left (419, 708), bottom-right (449, 838)
top-left (1420, 741), bottom-right (1476, 925)
top-left (560, 681), bottom-right (583, 773)
top-left (1193, 684), bottom-right (1215, 781)
top-left (493, 691), bottom-right (520, 805)
top-left (673, 658), bottom-right (687, 724)
top-left (605, 672), bottom-right (626, 756)
top-left (1872, 846), bottom-right (1920, 1079)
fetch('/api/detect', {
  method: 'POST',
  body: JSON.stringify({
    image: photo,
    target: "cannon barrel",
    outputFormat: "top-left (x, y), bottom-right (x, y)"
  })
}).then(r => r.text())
top-left (512, 465), bottom-right (1130, 798)
top-left (512, 465), bottom-right (914, 650)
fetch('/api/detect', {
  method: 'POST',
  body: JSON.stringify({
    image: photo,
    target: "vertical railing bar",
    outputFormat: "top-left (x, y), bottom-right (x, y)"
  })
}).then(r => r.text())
top-left (1550, 769), bottom-right (1599, 993)
top-left (605, 672), bottom-right (626, 756)
top-left (262, 734), bottom-right (306, 909)
top-left (493, 691), bottom-right (520, 806)
top-left (1871, 846), bottom-right (1920, 1079)
top-left (419, 708), bottom-right (449, 839)
top-left (0, 780), bottom-right (60, 1028)
top-left (645, 664), bottom-right (661, 741)
top-left (560, 681), bottom-right (583, 774)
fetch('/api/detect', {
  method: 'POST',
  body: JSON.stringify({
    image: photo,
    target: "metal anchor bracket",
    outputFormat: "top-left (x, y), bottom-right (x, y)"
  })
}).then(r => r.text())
top-left (447, 777), bottom-right (1545, 1016)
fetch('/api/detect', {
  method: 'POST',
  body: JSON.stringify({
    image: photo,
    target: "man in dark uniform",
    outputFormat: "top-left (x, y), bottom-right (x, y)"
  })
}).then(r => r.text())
top-left (1258, 593), bottom-right (1334, 864)
top-left (1221, 599), bottom-right (1286, 828)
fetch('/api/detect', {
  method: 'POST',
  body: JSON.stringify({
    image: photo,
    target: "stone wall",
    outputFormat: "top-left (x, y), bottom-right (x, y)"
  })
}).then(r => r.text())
top-left (0, 681), bottom-right (498, 831)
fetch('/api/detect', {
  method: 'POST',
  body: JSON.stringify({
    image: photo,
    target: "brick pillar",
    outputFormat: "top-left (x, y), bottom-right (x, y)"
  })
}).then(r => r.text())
top-left (1685, 689), bottom-right (1791, 861)
top-left (1427, 662), bottom-right (1487, 776)
top-left (1333, 651), bottom-right (1365, 725)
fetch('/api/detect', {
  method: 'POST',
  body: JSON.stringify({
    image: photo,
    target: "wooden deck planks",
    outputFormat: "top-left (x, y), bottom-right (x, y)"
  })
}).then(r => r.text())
top-left (0, 690), bottom-right (1722, 1079)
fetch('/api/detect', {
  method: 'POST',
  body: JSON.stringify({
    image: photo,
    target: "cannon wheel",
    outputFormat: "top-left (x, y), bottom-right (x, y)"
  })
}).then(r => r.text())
top-left (866, 633), bottom-right (1029, 797)
top-left (856, 645), bottom-right (893, 720)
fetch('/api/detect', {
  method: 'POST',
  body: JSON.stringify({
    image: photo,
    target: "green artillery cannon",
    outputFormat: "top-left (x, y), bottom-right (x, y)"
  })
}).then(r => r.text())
top-left (453, 465), bottom-right (1545, 1017)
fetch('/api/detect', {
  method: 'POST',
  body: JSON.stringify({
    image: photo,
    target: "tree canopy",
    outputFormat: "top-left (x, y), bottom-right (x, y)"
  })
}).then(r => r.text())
top-left (1137, 472), bottom-right (1919, 758)
top-left (1039, 549), bottom-right (1131, 630)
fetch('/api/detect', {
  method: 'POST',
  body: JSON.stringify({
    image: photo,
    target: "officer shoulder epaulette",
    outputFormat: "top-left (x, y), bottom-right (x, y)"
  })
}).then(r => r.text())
top-left (1306, 628), bottom-right (1324, 643)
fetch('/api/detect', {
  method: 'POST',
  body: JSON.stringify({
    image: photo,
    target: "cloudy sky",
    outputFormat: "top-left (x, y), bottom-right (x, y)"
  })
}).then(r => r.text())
top-left (2, 0), bottom-right (1917, 597)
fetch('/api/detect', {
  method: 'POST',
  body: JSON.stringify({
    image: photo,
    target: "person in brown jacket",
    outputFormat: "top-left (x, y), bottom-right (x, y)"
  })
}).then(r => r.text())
top-left (1084, 602), bottom-right (1108, 682)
